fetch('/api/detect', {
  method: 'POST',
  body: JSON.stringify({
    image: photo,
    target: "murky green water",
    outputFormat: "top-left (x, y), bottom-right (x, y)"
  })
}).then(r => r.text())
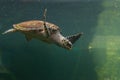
top-left (0, 0), bottom-right (120, 80)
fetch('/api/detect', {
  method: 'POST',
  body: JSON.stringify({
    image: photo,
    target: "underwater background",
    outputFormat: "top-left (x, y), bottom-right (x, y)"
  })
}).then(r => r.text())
top-left (0, 0), bottom-right (120, 80)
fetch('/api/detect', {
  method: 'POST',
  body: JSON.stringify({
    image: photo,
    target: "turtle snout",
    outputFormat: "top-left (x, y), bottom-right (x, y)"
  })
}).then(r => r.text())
top-left (66, 42), bottom-right (72, 50)
top-left (62, 39), bottom-right (72, 50)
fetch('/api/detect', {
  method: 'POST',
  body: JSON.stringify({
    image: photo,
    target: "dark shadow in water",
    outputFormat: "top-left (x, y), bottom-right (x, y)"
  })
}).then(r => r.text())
top-left (0, 1), bottom-right (103, 80)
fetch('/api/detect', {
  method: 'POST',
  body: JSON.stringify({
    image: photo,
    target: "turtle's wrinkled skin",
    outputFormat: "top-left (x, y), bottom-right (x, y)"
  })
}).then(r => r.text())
top-left (2, 9), bottom-right (83, 50)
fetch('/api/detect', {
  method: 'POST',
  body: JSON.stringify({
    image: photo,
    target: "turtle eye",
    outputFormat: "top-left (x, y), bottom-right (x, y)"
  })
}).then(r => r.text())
top-left (52, 29), bottom-right (57, 32)
top-left (50, 28), bottom-right (57, 33)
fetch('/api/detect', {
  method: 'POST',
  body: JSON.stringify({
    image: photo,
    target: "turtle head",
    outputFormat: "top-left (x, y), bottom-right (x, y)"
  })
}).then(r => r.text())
top-left (61, 38), bottom-right (72, 50)
top-left (60, 32), bottom-right (83, 50)
top-left (50, 31), bottom-right (83, 50)
top-left (50, 31), bottom-right (72, 50)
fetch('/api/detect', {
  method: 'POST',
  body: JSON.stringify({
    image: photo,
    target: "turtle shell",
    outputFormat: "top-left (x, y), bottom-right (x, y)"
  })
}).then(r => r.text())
top-left (13, 20), bottom-right (60, 32)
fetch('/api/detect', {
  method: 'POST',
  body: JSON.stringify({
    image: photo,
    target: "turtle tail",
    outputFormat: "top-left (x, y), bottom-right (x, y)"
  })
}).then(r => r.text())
top-left (66, 32), bottom-right (83, 44)
top-left (2, 28), bottom-right (16, 35)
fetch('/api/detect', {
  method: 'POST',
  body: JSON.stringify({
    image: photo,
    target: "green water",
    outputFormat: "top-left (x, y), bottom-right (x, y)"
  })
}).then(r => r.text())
top-left (0, 0), bottom-right (120, 80)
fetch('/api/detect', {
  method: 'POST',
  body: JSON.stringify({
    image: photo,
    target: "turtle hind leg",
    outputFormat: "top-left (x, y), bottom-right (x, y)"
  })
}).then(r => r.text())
top-left (2, 28), bottom-right (16, 35)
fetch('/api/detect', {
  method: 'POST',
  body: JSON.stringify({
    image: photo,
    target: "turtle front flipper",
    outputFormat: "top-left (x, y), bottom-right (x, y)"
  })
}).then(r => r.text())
top-left (66, 32), bottom-right (83, 44)
top-left (43, 8), bottom-right (51, 37)
top-left (2, 28), bottom-right (16, 35)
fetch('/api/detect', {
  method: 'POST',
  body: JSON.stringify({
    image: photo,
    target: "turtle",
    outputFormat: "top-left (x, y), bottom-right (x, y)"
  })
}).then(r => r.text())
top-left (2, 9), bottom-right (83, 50)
